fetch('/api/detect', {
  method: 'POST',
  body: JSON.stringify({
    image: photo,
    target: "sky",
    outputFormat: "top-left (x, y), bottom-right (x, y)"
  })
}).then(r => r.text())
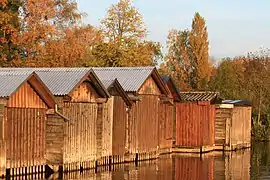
top-left (77, 0), bottom-right (270, 59)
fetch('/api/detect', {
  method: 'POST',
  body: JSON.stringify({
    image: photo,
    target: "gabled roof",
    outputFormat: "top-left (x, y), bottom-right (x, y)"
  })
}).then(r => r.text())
top-left (180, 91), bottom-right (222, 103)
top-left (0, 71), bottom-right (55, 108)
top-left (102, 78), bottom-right (132, 107)
top-left (92, 66), bottom-right (169, 95)
top-left (160, 75), bottom-right (181, 101)
top-left (222, 100), bottom-right (252, 106)
top-left (0, 68), bottom-right (110, 98)
top-left (0, 71), bottom-right (32, 97)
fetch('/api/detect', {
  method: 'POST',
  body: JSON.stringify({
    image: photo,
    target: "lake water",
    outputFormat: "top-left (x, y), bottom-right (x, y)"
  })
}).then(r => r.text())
top-left (25, 142), bottom-right (270, 179)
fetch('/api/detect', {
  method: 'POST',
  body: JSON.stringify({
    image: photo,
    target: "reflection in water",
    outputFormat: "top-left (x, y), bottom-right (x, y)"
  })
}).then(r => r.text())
top-left (175, 156), bottom-right (214, 180)
top-left (13, 142), bottom-right (270, 180)
top-left (214, 150), bottom-right (250, 180)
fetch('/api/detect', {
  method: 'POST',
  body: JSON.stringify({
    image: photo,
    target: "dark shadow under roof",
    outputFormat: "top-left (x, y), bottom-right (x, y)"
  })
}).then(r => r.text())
top-left (160, 75), bottom-right (181, 101)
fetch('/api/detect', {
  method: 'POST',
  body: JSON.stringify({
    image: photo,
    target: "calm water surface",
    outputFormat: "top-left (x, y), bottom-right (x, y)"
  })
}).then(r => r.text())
top-left (46, 142), bottom-right (270, 180)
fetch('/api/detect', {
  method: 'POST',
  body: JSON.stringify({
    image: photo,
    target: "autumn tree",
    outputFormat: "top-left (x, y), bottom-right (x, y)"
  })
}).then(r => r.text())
top-left (189, 12), bottom-right (212, 89)
top-left (160, 29), bottom-right (192, 90)
top-left (160, 12), bottom-right (212, 90)
top-left (209, 48), bottom-right (270, 140)
top-left (0, 0), bottom-right (21, 66)
top-left (209, 58), bottom-right (245, 99)
top-left (17, 0), bottom-right (85, 67)
top-left (94, 0), bottom-right (162, 67)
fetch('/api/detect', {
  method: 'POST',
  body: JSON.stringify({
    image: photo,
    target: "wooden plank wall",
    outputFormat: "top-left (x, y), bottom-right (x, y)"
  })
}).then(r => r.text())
top-left (70, 81), bottom-right (98, 103)
top-left (112, 96), bottom-right (127, 163)
top-left (158, 102), bottom-right (174, 149)
top-left (137, 95), bottom-right (159, 158)
top-left (6, 108), bottom-right (46, 174)
top-left (0, 105), bottom-right (6, 178)
top-left (46, 114), bottom-right (64, 166)
top-left (231, 106), bottom-right (252, 146)
top-left (127, 102), bottom-right (138, 158)
top-left (62, 103), bottom-right (98, 169)
top-left (174, 156), bottom-right (214, 180)
top-left (127, 95), bottom-right (160, 160)
top-left (215, 108), bottom-right (232, 145)
top-left (127, 76), bottom-right (161, 159)
top-left (100, 98), bottom-right (113, 164)
top-left (7, 82), bottom-right (47, 109)
top-left (175, 102), bottom-right (215, 147)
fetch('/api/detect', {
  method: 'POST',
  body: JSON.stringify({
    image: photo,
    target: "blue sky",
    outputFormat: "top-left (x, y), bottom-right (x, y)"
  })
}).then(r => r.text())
top-left (77, 0), bottom-right (270, 59)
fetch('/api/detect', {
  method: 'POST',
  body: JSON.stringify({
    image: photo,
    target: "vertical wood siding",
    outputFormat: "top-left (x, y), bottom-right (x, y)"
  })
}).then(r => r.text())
top-left (63, 103), bottom-right (98, 165)
top-left (215, 108), bottom-right (233, 145)
top-left (137, 95), bottom-right (159, 154)
top-left (176, 102), bottom-right (215, 147)
top-left (0, 105), bottom-right (6, 177)
top-left (70, 81), bottom-right (99, 103)
top-left (7, 82), bottom-right (47, 108)
top-left (127, 76), bottom-right (162, 158)
top-left (128, 103), bottom-right (138, 155)
top-left (112, 96), bottom-right (127, 159)
top-left (101, 98), bottom-right (113, 159)
top-left (175, 157), bottom-right (214, 180)
top-left (138, 76), bottom-right (161, 95)
top-left (158, 102), bottom-right (174, 149)
top-left (231, 107), bottom-right (252, 146)
top-left (128, 96), bottom-right (160, 156)
top-left (46, 114), bottom-right (64, 165)
top-left (6, 108), bottom-right (46, 169)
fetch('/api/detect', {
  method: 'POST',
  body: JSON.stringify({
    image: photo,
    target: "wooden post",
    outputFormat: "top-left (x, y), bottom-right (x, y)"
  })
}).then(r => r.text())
top-left (225, 117), bottom-right (232, 150)
top-left (0, 104), bottom-right (6, 178)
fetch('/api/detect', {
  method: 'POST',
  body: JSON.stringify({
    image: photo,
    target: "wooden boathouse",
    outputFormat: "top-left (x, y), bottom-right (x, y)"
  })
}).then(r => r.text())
top-left (34, 68), bottom-right (110, 172)
top-left (96, 78), bottom-right (132, 165)
top-left (159, 75), bottom-right (181, 153)
top-left (215, 100), bottom-right (252, 151)
top-left (0, 71), bottom-right (55, 177)
top-left (174, 92), bottom-right (222, 153)
top-left (93, 67), bottom-right (170, 161)
top-left (0, 68), bottom-right (111, 172)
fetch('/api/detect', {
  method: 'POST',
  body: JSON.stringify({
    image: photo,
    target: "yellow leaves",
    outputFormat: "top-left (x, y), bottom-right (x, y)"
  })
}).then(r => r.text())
top-left (0, 0), bottom-right (7, 8)
top-left (101, 0), bottom-right (146, 42)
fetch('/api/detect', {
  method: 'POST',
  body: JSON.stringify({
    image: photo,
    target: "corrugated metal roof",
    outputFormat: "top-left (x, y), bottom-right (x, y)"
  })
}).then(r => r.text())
top-left (0, 68), bottom-right (91, 96)
top-left (92, 67), bottom-right (155, 92)
top-left (0, 73), bottom-right (31, 97)
top-left (100, 79), bottom-right (115, 89)
top-left (222, 100), bottom-right (252, 106)
top-left (180, 91), bottom-right (219, 102)
top-left (0, 67), bottom-right (159, 94)
top-left (36, 70), bottom-right (90, 96)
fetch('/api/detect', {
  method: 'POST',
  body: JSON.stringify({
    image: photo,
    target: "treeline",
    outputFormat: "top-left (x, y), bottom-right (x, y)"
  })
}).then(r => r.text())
top-left (0, 0), bottom-right (161, 67)
top-left (1, 0), bottom-right (270, 139)
top-left (210, 52), bottom-right (270, 140)
top-left (159, 13), bottom-right (270, 140)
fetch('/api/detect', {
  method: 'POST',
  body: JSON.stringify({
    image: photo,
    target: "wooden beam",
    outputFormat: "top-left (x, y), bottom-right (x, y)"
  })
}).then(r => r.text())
top-left (128, 95), bottom-right (141, 101)
top-left (96, 98), bottom-right (108, 103)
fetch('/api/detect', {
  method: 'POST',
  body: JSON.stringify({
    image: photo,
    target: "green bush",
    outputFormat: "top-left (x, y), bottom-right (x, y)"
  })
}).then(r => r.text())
top-left (252, 111), bottom-right (270, 141)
